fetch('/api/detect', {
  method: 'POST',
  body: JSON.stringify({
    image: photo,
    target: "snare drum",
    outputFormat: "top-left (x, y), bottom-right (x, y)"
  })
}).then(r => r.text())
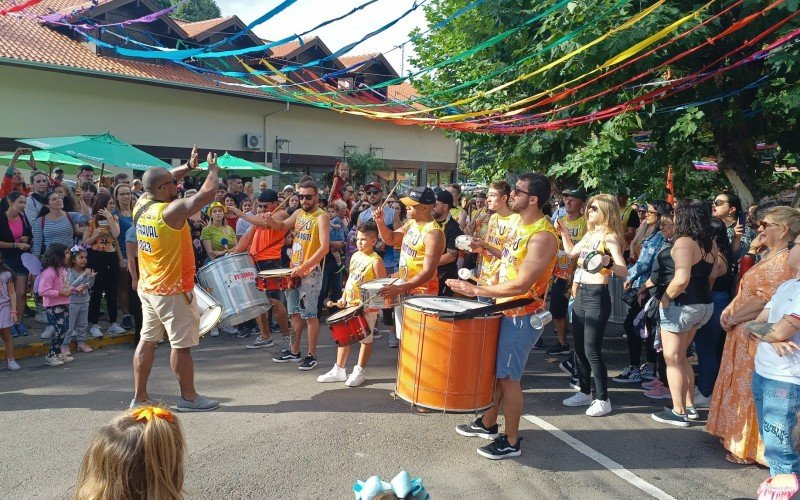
top-left (397, 296), bottom-right (501, 412)
top-left (256, 268), bottom-right (299, 292)
top-left (326, 306), bottom-right (371, 346)
top-left (193, 285), bottom-right (222, 337)
top-left (359, 278), bottom-right (406, 310)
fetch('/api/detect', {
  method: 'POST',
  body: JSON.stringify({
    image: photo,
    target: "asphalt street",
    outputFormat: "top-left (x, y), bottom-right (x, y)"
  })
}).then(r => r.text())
top-left (1, 324), bottom-right (766, 499)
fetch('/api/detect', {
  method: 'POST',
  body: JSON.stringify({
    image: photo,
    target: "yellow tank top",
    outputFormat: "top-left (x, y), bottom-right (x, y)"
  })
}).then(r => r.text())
top-left (553, 215), bottom-right (587, 280)
top-left (497, 216), bottom-right (558, 317)
top-left (398, 219), bottom-right (443, 295)
top-left (135, 199), bottom-right (195, 295)
top-left (343, 250), bottom-right (382, 306)
top-left (478, 213), bottom-right (518, 286)
top-left (449, 206), bottom-right (466, 223)
top-left (291, 207), bottom-right (325, 269)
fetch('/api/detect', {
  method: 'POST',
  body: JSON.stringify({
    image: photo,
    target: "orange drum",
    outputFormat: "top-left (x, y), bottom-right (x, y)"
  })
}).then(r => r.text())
top-left (396, 296), bottom-right (501, 412)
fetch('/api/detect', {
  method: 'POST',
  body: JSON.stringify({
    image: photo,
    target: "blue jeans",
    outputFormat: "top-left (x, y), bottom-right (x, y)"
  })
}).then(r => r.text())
top-left (752, 372), bottom-right (800, 475)
top-left (694, 291), bottom-right (730, 397)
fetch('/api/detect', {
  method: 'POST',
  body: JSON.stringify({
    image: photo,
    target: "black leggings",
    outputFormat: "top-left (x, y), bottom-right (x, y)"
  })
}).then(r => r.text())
top-left (623, 299), bottom-right (657, 367)
top-left (572, 284), bottom-right (611, 401)
top-left (88, 249), bottom-right (119, 324)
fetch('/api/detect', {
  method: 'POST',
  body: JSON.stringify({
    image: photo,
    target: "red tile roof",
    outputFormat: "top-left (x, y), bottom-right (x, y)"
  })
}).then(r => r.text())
top-left (338, 53), bottom-right (379, 68)
top-left (178, 15), bottom-right (233, 38)
top-left (268, 36), bottom-right (313, 58)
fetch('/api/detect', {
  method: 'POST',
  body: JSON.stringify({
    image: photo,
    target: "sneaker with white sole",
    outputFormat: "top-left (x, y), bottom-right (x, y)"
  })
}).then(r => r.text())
top-left (6, 359), bottom-right (20, 371)
top-left (586, 399), bottom-right (612, 417)
top-left (639, 362), bottom-right (656, 380)
top-left (644, 385), bottom-right (672, 399)
top-left (694, 389), bottom-right (712, 409)
top-left (685, 406), bottom-right (700, 421)
top-left (345, 366), bottom-right (366, 387)
top-left (456, 417), bottom-right (500, 440)
top-left (273, 351), bottom-right (302, 363)
top-left (89, 325), bottom-right (103, 338)
top-left (298, 355), bottom-right (318, 371)
top-left (246, 337), bottom-right (274, 349)
top-left (559, 358), bottom-right (574, 375)
top-left (317, 365), bottom-right (346, 383)
top-left (642, 379), bottom-right (663, 390)
top-left (107, 323), bottom-right (127, 335)
top-left (569, 375), bottom-right (580, 391)
top-left (40, 325), bottom-right (55, 339)
top-left (209, 329), bottom-right (220, 337)
top-left (57, 353), bottom-right (74, 363)
top-left (222, 326), bottom-right (238, 335)
top-left (612, 365), bottom-right (641, 383)
top-left (35, 311), bottom-right (48, 324)
top-left (477, 435), bottom-right (522, 460)
top-left (651, 409), bottom-right (689, 427)
top-left (176, 394), bottom-right (220, 412)
top-left (60, 347), bottom-right (72, 357)
top-left (44, 354), bottom-right (64, 366)
top-left (563, 392), bottom-right (592, 407)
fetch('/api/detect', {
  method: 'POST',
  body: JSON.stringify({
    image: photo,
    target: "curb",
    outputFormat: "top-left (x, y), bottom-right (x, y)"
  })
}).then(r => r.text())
top-left (1, 333), bottom-right (136, 361)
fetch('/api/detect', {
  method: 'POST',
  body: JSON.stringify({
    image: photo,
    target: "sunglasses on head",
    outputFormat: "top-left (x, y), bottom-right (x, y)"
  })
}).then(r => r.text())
top-left (298, 194), bottom-right (315, 201)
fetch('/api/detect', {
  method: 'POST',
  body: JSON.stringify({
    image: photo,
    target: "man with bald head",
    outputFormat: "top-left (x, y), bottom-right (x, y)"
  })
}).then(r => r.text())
top-left (130, 146), bottom-right (221, 412)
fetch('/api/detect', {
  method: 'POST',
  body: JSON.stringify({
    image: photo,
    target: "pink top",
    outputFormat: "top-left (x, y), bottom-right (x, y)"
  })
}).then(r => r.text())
top-left (8, 216), bottom-right (22, 241)
top-left (38, 267), bottom-right (70, 307)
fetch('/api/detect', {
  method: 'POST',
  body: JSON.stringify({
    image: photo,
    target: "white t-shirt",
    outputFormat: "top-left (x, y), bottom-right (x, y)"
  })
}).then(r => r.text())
top-left (755, 279), bottom-right (800, 385)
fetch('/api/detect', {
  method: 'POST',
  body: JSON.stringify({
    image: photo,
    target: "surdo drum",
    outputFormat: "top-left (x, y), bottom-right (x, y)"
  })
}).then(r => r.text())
top-left (197, 253), bottom-right (270, 327)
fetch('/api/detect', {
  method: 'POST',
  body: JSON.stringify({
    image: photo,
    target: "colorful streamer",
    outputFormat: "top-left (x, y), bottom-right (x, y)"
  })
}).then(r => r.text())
top-left (1, 0), bottom-right (45, 16)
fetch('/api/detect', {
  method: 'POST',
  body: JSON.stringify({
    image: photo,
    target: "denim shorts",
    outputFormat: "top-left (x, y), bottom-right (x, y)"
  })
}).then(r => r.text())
top-left (659, 301), bottom-right (713, 333)
top-left (285, 266), bottom-right (322, 320)
top-left (496, 314), bottom-right (543, 381)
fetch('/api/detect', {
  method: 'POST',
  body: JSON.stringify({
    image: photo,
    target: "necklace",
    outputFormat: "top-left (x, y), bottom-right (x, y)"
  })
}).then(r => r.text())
top-left (759, 246), bottom-right (789, 264)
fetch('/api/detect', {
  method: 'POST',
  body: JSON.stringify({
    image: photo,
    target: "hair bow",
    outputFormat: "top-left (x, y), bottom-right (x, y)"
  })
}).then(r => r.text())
top-left (131, 406), bottom-right (175, 423)
top-left (70, 245), bottom-right (84, 253)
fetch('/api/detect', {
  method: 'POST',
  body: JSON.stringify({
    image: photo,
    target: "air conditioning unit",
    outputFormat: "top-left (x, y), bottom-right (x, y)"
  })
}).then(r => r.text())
top-left (244, 133), bottom-right (263, 150)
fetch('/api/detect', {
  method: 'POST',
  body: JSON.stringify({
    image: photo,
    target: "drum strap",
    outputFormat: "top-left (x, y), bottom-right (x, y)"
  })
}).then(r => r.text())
top-left (133, 199), bottom-right (159, 227)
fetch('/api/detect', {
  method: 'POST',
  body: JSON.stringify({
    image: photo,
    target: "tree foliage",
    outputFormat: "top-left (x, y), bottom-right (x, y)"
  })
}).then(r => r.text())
top-left (151, 0), bottom-right (221, 22)
top-left (346, 152), bottom-right (388, 187)
top-left (410, 1), bottom-right (800, 205)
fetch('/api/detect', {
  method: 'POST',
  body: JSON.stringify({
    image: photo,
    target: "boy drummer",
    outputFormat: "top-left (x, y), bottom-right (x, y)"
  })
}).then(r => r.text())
top-left (317, 221), bottom-right (386, 387)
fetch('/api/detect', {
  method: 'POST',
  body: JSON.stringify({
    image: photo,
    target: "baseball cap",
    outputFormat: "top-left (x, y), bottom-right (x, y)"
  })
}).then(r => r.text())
top-left (363, 182), bottom-right (382, 192)
top-left (283, 185), bottom-right (294, 192)
top-left (258, 189), bottom-right (278, 203)
top-left (435, 190), bottom-right (454, 207)
top-left (401, 186), bottom-right (436, 206)
top-left (561, 188), bottom-right (587, 202)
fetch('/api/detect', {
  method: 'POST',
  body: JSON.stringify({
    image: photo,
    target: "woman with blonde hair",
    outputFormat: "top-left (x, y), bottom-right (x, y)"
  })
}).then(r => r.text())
top-left (558, 194), bottom-right (628, 417)
top-left (708, 205), bottom-right (800, 463)
top-left (75, 405), bottom-right (185, 500)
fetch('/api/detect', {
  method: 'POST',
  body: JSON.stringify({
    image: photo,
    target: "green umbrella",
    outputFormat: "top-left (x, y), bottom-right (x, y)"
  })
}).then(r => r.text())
top-left (17, 131), bottom-right (171, 171)
top-left (195, 151), bottom-right (280, 177)
top-left (0, 150), bottom-right (103, 175)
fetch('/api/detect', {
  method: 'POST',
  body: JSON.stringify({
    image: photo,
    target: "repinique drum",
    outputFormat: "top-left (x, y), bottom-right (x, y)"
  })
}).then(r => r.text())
top-left (359, 278), bottom-right (406, 310)
top-left (396, 296), bottom-right (501, 412)
top-left (455, 234), bottom-right (473, 252)
top-left (256, 268), bottom-right (299, 291)
top-left (197, 253), bottom-right (270, 327)
top-left (326, 305), bottom-right (370, 346)
top-left (193, 285), bottom-right (222, 337)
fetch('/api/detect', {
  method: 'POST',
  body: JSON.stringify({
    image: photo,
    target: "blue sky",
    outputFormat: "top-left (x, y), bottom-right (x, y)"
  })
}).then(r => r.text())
top-left (217, 0), bottom-right (428, 74)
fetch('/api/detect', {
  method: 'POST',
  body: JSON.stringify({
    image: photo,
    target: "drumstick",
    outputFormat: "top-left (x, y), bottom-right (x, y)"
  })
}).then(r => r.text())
top-left (273, 195), bottom-right (290, 212)
top-left (380, 180), bottom-right (401, 211)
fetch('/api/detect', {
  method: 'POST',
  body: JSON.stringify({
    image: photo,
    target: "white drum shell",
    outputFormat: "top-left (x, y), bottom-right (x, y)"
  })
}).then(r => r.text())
top-left (197, 253), bottom-right (270, 327)
top-left (193, 285), bottom-right (222, 336)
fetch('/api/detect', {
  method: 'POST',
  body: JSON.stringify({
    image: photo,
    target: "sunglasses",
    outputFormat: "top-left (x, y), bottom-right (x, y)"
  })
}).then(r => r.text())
top-left (587, 205), bottom-right (599, 213)
top-left (159, 178), bottom-right (178, 188)
top-left (759, 220), bottom-right (779, 230)
top-left (366, 189), bottom-right (381, 195)
top-left (298, 194), bottom-right (315, 201)
top-left (513, 186), bottom-right (532, 196)
top-left (712, 199), bottom-right (729, 207)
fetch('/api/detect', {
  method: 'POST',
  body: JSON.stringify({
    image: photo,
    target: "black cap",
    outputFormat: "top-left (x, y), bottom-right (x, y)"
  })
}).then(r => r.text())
top-left (258, 189), bottom-right (278, 203)
top-left (401, 186), bottom-right (436, 206)
top-left (435, 190), bottom-right (454, 208)
top-left (561, 188), bottom-right (587, 202)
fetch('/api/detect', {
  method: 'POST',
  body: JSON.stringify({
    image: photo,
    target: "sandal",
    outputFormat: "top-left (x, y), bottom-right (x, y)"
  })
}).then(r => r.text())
top-left (757, 474), bottom-right (799, 500)
top-left (726, 452), bottom-right (756, 465)
top-left (76, 344), bottom-right (94, 353)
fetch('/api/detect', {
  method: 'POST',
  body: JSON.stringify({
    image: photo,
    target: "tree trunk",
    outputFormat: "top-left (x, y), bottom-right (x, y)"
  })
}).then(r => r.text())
top-left (722, 168), bottom-right (754, 208)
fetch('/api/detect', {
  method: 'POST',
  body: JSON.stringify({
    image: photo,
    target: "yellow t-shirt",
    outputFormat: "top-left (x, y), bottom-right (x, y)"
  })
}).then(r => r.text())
top-left (291, 207), bottom-right (326, 268)
top-left (497, 216), bottom-right (558, 317)
top-left (398, 219), bottom-right (443, 295)
top-left (478, 212), bottom-right (518, 286)
top-left (135, 199), bottom-right (195, 295)
top-left (343, 250), bottom-right (382, 306)
top-left (553, 215), bottom-right (587, 280)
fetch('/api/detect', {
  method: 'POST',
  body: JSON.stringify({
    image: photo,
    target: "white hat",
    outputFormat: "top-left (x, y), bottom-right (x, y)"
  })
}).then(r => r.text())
top-left (283, 185), bottom-right (294, 191)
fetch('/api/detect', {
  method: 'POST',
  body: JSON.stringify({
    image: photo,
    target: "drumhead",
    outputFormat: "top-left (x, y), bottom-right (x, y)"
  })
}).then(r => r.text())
top-left (258, 268), bottom-right (294, 277)
top-left (455, 235), bottom-right (473, 251)
top-left (360, 278), bottom-right (404, 290)
top-left (584, 252), bottom-right (605, 273)
top-left (327, 305), bottom-right (362, 322)
top-left (405, 296), bottom-right (486, 313)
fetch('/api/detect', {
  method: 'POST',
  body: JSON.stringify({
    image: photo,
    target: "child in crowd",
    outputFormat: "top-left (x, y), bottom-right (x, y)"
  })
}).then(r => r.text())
top-left (62, 246), bottom-right (96, 355)
top-left (0, 253), bottom-right (20, 370)
top-left (281, 231), bottom-right (293, 268)
top-left (38, 242), bottom-right (73, 367)
top-left (318, 221), bottom-right (386, 387)
top-left (328, 200), bottom-right (348, 269)
top-left (75, 405), bottom-right (186, 500)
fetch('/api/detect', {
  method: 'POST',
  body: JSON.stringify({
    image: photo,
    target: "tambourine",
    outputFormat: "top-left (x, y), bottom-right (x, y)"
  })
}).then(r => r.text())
top-left (455, 235), bottom-right (474, 252)
top-left (582, 251), bottom-right (609, 274)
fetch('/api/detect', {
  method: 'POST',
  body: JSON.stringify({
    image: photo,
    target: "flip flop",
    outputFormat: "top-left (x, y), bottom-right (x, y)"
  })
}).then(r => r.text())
top-left (726, 452), bottom-right (756, 465)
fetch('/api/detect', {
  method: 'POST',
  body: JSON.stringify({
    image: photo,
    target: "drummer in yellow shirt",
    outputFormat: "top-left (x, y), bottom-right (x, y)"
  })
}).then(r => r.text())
top-left (317, 221), bottom-right (386, 387)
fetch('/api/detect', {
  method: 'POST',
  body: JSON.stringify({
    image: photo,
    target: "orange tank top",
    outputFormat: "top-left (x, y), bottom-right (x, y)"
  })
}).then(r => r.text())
top-left (250, 213), bottom-right (287, 262)
top-left (135, 199), bottom-right (195, 295)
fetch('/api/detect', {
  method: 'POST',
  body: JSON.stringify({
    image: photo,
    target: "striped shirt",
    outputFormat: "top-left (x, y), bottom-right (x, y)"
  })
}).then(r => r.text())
top-left (32, 212), bottom-right (88, 257)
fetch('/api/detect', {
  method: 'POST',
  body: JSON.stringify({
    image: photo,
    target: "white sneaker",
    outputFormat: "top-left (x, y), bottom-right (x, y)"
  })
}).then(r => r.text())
top-left (107, 323), bottom-right (127, 335)
top-left (586, 399), bottom-right (612, 417)
top-left (222, 326), bottom-right (238, 334)
top-left (563, 392), bottom-right (592, 407)
top-left (317, 365), bottom-right (347, 383)
top-left (44, 354), bottom-right (64, 366)
top-left (209, 329), bottom-right (220, 337)
top-left (57, 352), bottom-right (74, 363)
top-left (40, 325), bottom-right (55, 339)
top-left (89, 325), bottom-right (103, 338)
top-left (35, 311), bottom-right (48, 324)
top-left (6, 359), bottom-right (20, 371)
top-left (345, 366), bottom-right (366, 387)
top-left (694, 389), bottom-right (712, 409)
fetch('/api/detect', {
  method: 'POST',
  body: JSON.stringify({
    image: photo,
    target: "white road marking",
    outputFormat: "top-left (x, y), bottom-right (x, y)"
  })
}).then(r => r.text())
top-left (523, 414), bottom-right (677, 500)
